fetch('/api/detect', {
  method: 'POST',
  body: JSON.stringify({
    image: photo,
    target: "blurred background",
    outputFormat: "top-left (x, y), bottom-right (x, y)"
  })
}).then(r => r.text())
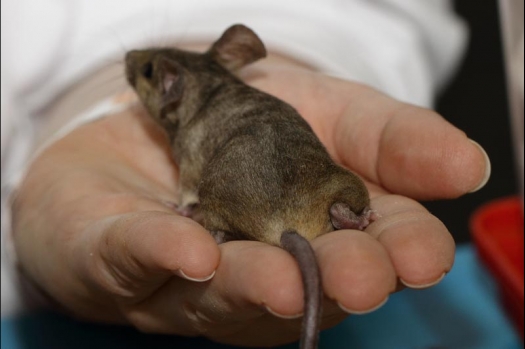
top-left (426, 0), bottom-right (519, 244)
top-left (1, 1), bottom-right (523, 348)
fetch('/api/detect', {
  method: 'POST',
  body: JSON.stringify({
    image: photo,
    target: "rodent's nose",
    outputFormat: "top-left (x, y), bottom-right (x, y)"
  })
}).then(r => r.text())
top-left (125, 50), bottom-right (140, 65)
top-left (124, 50), bottom-right (142, 86)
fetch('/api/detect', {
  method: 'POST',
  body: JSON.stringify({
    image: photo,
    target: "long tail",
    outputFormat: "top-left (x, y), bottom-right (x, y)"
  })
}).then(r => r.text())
top-left (280, 230), bottom-right (322, 349)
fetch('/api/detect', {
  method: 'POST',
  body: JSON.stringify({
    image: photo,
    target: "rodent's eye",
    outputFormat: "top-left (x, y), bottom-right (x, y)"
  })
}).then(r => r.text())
top-left (141, 62), bottom-right (153, 80)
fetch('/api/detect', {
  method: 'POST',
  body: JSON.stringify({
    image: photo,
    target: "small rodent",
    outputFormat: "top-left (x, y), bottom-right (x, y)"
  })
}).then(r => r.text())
top-left (125, 24), bottom-right (375, 349)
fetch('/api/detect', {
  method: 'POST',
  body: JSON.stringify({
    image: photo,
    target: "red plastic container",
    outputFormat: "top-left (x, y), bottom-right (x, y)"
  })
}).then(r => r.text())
top-left (470, 196), bottom-right (524, 339)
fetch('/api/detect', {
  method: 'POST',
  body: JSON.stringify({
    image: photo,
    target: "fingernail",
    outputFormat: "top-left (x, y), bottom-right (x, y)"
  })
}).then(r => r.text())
top-left (400, 272), bottom-right (446, 289)
top-left (175, 269), bottom-right (215, 282)
top-left (468, 140), bottom-right (491, 193)
top-left (337, 296), bottom-right (389, 315)
top-left (265, 305), bottom-right (303, 319)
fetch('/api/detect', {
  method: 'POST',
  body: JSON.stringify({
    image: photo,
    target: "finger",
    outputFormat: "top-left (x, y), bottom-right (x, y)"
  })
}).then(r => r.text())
top-left (312, 230), bottom-right (397, 314)
top-left (243, 65), bottom-right (490, 199)
top-left (329, 81), bottom-right (490, 199)
top-left (185, 241), bottom-right (309, 344)
top-left (376, 107), bottom-right (490, 199)
top-left (119, 239), bottom-right (350, 346)
top-left (214, 241), bottom-right (305, 318)
top-left (365, 193), bottom-right (456, 288)
top-left (118, 241), bottom-right (305, 338)
top-left (77, 210), bottom-right (220, 303)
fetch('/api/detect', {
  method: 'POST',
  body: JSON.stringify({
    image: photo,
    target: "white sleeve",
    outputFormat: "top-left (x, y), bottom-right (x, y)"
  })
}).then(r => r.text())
top-left (1, 0), bottom-right (467, 317)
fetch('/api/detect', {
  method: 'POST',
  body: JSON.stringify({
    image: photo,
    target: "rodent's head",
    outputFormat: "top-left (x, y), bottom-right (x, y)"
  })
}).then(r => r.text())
top-left (125, 24), bottom-right (266, 132)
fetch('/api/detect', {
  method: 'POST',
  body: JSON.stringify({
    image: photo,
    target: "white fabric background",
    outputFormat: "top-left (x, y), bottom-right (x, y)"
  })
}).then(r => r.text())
top-left (1, 0), bottom-right (467, 316)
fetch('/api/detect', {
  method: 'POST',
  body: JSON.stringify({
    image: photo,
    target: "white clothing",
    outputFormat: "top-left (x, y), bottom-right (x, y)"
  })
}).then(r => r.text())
top-left (0, 0), bottom-right (467, 316)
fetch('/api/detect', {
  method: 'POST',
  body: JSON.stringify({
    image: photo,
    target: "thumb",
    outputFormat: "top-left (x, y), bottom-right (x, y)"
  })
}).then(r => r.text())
top-left (376, 109), bottom-right (490, 199)
top-left (330, 83), bottom-right (490, 200)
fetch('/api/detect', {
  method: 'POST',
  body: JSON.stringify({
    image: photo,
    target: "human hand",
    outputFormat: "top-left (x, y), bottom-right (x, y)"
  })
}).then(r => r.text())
top-left (11, 53), bottom-right (489, 347)
top-left (239, 51), bottom-right (489, 311)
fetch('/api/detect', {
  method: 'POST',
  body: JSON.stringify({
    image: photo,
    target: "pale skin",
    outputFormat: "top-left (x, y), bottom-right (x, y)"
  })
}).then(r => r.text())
top-left (11, 50), bottom-right (489, 347)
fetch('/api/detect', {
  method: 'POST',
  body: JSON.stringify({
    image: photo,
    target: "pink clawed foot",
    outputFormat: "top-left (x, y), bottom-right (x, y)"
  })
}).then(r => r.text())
top-left (210, 230), bottom-right (238, 244)
top-left (330, 203), bottom-right (379, 231)
top-left (358, 207), bottom-right (380, 230)
top-left (162, 201), bottom-right (199, 219)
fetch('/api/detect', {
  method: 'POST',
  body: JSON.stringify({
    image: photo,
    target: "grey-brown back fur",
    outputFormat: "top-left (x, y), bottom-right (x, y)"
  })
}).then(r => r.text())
top-left (197, 83), bottom-right (369, 245)
top-left (125, 26), bottom-right (370, 246)
top-left (125, 24), bottom-right (373, 349)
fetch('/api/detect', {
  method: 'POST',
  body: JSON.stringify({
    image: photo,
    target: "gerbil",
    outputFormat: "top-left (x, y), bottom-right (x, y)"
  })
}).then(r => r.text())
top-left (125, 24), bottom-right (375, 349)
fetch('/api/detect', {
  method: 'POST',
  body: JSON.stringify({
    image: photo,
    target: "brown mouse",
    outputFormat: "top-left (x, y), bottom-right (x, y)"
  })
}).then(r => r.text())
top-left (125, 24), bottom-right (375, 349)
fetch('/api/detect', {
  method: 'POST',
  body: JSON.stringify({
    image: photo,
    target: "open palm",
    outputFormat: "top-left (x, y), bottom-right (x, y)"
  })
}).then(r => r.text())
top-left (12, 56), bottom-right (489, 347)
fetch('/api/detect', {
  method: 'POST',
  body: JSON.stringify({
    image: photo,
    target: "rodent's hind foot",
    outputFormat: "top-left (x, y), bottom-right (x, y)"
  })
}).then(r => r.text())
top-left (163, 200), bottom-right (203, 222)
top-left (210, 230), bottom-right (237, 244)
top-left (175, 203), bottom-right (199, 218)
top-left (330, 203), bottom-right (378, 231)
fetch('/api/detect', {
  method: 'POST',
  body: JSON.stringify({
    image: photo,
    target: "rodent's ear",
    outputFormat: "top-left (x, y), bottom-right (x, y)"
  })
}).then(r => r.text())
top-left (158, 57), bottom-right (185, 113)
top-left (208, 24), bottom-right (267, 71)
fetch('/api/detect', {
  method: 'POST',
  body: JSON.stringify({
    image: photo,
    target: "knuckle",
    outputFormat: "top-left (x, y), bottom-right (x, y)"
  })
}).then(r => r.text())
top-left (125, 310), bottom-right (159, 334)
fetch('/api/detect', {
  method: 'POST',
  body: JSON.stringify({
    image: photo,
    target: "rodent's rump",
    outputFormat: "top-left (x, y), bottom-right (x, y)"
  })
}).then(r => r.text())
top-left (125, 24), bottom-right (375, 349)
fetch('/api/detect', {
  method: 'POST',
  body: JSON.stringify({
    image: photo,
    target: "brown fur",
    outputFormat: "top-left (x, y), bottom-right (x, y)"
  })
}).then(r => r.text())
top-left (125, 24), bottom-right (373, 349)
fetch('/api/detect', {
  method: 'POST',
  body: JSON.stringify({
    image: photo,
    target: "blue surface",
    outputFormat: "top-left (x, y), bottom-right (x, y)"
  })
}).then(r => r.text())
top-left (1, 244), bottom-right (522, 349)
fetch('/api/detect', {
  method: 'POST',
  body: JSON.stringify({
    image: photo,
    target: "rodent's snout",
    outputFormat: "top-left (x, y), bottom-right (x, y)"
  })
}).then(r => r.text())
top-left (125, 50), bottom-right (157, 88)
top-left (124, 50), bottom-right (140, 87)
top-left (125, 50), bottom-right (151, 87)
